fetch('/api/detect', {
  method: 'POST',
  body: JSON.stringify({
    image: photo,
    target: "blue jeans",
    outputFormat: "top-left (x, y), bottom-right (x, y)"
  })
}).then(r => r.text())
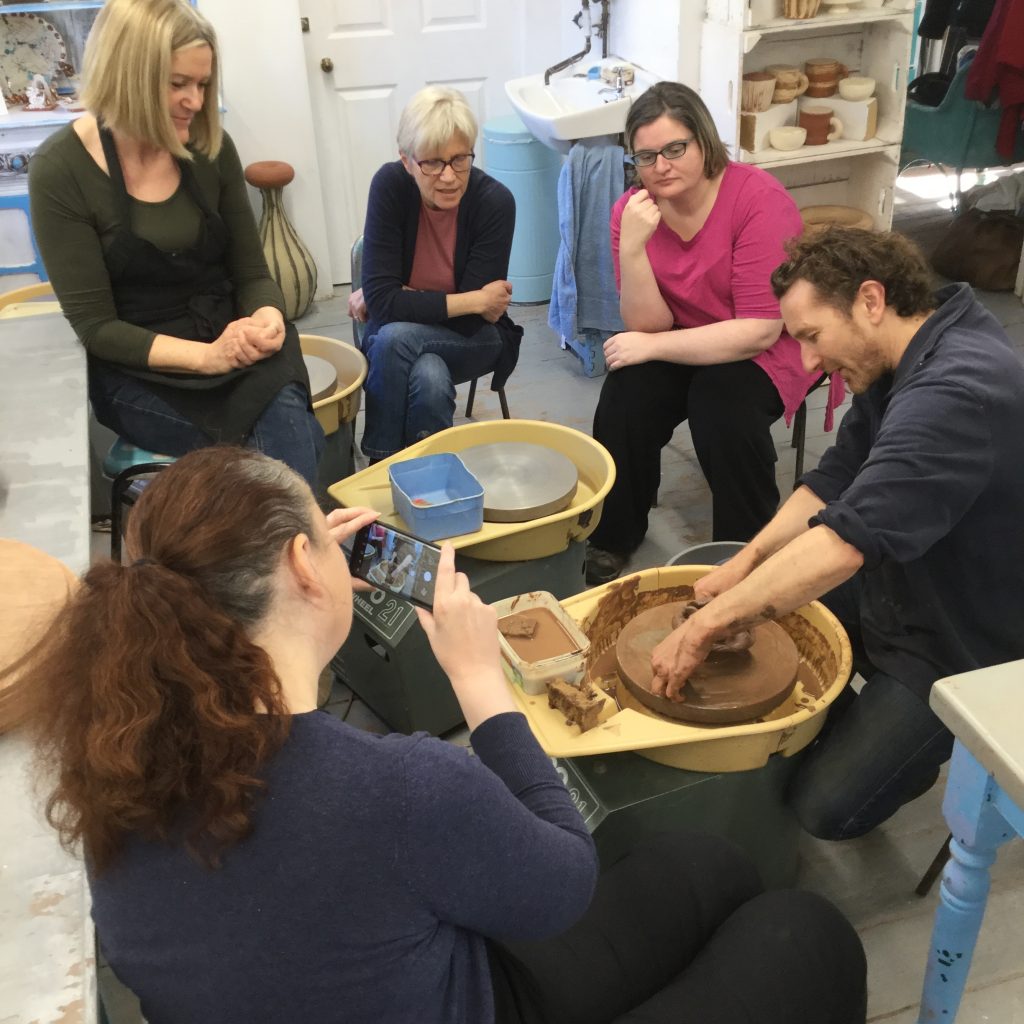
top-left (360, 320), bottom-right (502, 459)
top-left (787, 576), bottom-right (955, 840)
top-left (90, 370), bottom-right (325, 488)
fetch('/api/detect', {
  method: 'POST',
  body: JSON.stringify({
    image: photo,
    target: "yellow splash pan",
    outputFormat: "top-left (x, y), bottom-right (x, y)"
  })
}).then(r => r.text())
top-left (508, 565), bottom-right (853, 772)
top-left (328, 419), bottom-right (615, 562)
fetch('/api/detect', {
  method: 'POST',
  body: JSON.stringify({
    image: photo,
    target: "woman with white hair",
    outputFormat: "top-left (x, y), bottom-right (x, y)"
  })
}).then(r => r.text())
top-left (28, 0), bottom-right (323, 485)
top-left (351, 85), bottom-right (522, 461)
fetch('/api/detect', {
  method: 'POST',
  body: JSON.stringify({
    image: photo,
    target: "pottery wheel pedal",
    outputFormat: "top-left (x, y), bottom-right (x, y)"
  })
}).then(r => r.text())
top-left (614, 602), bottom-right (799, 724)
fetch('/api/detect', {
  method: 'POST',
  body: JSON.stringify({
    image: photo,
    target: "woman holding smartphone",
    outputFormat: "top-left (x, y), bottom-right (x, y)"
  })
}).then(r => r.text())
top-left (24, 447), bottom-right (864, 1023)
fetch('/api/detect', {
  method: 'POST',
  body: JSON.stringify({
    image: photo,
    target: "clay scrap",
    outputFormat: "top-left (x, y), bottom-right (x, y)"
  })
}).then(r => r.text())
top-left (547, 677), bottom-right (605, 733)
top-left (498, 614), bottom-right (538, 640)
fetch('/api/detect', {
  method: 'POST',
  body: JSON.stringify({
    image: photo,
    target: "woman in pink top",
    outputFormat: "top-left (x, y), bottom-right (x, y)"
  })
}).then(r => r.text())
top-left (586, 82), bottom-right (830, 585)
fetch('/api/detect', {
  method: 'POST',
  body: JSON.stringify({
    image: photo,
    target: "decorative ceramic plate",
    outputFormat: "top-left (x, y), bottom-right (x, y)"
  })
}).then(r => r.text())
top-left (0, 13), bottom-right (67, 93)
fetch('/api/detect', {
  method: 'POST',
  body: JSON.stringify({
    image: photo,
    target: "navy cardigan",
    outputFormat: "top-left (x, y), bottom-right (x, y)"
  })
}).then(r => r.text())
top-left (361, 160), bottom-right (522, 389)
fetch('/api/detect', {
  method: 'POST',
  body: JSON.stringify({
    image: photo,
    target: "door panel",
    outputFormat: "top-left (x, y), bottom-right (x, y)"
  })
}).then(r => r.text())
top-left (302, 0), bottom-right (521, 282)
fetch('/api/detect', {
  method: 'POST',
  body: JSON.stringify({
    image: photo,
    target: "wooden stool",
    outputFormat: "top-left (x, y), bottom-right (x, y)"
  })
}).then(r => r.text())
top-left (244, 160), bottom-right (317, 320)
top-left (917, 661), bottom-right (1024, 1022)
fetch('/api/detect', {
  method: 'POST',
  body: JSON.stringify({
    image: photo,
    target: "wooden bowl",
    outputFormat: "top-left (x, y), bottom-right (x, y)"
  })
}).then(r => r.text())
top-left (0, 540), bottom-right (77, 734)
top-left (801, 205), bottom-right (874, 235)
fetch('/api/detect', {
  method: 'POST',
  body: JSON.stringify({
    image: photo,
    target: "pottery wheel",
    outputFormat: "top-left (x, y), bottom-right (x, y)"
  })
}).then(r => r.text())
top-left (303, 354), bottom-right (338, 403)
top-left (614, 602), bottom-right (799, 724)
top-left (457, 442), bottom-right (578, 523)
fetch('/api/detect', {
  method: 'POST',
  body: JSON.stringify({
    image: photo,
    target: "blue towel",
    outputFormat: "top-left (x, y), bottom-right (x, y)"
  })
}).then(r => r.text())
top-left (548, 138), bottom-right (626, 343)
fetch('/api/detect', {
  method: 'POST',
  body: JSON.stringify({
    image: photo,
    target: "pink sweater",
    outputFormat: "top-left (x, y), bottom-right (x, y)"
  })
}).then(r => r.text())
top-left (611, 163), bottom-right (843, 426)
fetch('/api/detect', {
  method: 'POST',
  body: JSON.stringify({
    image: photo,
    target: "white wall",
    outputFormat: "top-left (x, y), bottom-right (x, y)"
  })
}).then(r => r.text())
top-left (204, 0), bottom-right (700, 296)
top-left (202, 0), bottom-right (334, 301)
top-left (609, 0), bottom-right (682, 81)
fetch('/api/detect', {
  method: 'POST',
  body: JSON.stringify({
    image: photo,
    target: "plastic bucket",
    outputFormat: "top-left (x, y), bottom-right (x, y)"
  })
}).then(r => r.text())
top-left (667, 541), bottom-right (745, 567)
top-left (482, 114), bottom-right (562, 303)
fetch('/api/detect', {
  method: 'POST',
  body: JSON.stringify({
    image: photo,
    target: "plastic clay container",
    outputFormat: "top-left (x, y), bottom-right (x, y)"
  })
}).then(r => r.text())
top-left (389, 452), bottom-right (484, 541)
top-left (493, 591), bottom-right (591, 695)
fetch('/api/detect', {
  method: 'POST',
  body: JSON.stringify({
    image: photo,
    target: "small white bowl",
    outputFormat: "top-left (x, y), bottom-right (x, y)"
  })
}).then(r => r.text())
top-left (769, 126), bottom-right (807, 151)
top-left (838, 76), bottom-right (876, 101)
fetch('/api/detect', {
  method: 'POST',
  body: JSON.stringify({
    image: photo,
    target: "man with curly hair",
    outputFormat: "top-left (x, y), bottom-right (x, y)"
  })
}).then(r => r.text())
top-left (651, 227), bottom-right (1024, 841)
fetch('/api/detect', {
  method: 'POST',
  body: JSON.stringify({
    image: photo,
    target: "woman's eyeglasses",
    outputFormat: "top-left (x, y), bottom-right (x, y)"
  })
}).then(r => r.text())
top-left (414, 153), bottom-right (475, 176)
top-left (628, 138), bottom-right (694, 167)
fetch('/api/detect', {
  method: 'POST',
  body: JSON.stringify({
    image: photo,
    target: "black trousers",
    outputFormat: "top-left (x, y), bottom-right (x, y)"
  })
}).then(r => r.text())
top-left (489, 832), bottom-right (866, 1024)
top-left (589, 359), bottom-right (784, 552)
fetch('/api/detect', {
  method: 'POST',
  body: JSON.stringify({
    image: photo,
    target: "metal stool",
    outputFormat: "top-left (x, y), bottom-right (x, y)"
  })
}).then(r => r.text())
top-left (103, 438), bottom-right (175, 561)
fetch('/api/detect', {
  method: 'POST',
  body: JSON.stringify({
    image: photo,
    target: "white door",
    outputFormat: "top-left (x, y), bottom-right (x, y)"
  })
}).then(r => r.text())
top-left (300, 0), bottom-right (526, 284)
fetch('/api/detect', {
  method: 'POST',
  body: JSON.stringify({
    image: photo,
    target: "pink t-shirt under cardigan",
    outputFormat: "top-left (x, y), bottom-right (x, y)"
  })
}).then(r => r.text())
top-left (610, 162), bottom-right (844, 428)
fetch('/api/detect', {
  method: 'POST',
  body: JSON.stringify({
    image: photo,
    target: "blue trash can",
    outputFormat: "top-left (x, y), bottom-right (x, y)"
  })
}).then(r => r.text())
top-left (482, 114), bottom-right (562, 304)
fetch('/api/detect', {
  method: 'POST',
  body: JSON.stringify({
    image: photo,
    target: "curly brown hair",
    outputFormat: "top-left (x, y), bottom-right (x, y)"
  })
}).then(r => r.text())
top-left (771, 227), bottom-right (936, 317)
top-left (25, 447), bottom-right (318, 874)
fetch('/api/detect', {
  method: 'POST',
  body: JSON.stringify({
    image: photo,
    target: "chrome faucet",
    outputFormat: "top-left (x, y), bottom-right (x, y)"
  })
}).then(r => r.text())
top-left (598, 66), bottom-right (627, 101)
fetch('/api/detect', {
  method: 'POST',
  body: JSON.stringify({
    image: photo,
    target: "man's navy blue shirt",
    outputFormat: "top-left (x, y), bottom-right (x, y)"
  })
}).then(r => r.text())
top-left (803, 283), bottom-right (1024, 696)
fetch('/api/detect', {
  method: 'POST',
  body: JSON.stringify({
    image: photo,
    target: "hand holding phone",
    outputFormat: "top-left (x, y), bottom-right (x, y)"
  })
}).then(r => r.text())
top-left (348, 521), bottom-right (442, 609)
top-left (414, 544), bottom-right (515, 730)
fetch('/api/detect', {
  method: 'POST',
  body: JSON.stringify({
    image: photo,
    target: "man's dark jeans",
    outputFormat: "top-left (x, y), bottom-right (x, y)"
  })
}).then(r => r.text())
top-left (788, 576), bottom-right (955, 840)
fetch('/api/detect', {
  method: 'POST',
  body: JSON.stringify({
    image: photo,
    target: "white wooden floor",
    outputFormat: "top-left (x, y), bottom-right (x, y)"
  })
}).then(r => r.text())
top-left (96, 164), bottom-right (1024, 1023)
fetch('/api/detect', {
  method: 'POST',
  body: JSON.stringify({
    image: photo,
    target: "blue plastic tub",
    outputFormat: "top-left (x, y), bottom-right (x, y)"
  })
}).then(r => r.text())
top-left (389, 453), bottom-right (484, 541)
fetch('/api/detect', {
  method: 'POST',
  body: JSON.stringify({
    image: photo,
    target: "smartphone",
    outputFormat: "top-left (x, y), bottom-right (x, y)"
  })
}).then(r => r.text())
top-left (348, 522), bottom-right (443, 609)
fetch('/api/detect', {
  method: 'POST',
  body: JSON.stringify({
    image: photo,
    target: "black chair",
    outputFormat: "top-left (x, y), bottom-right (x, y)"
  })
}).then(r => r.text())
top-left (792, 373), bottom-right (830, 484)
top-left (349, 235), bottom-right (510, 419)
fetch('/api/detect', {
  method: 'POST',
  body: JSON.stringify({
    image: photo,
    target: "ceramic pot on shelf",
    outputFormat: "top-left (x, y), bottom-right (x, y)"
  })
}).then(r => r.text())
top-left (804, 57), bottom-right (849, 98)
top-left (741, 72), bottom-right (777, 112)
top-left (765, 64), bottom-right (810, 103)
top-left (243, 160), bottom-right (318, 321)
top-left (784, 0), bottom-right (822, 18)
top-left (799, 105), bottom-right (844, 145)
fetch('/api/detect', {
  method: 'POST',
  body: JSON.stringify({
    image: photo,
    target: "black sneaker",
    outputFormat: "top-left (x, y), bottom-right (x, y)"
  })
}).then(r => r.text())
top-left (585, 545), bottom-right (628, 586)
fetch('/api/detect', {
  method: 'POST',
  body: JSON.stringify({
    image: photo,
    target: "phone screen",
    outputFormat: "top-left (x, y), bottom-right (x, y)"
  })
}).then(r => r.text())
top-left (349, 522), bottom-right (442, 609)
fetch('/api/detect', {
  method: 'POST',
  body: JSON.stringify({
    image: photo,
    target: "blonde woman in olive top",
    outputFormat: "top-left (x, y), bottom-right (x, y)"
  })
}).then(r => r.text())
top-left (28, 0), bottom-right (322, 483)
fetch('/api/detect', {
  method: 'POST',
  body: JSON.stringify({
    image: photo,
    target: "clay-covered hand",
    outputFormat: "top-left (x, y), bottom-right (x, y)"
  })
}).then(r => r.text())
top-left (201, 319), bottom-right (271, 373)
top-left (650, 611), bottom-right (716, 701)
top-left (478, 279), bottom-right (513, 323)
top-left (603, 331), bottom-right (651, 371)
top-left (672, 601), bottom-right (753, 655)
top-left (692, 557), bottom-right (751, 605)
top-left (618, 188), bottom-right (662, 255)
top-left (348, 287), bottom-right (368, 323)
top-left (415, 543), bottom-right (502, 688)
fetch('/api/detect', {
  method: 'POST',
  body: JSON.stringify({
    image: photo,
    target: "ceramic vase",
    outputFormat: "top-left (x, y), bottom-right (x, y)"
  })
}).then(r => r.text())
top-left (255, 182), bottom-right (317, 321)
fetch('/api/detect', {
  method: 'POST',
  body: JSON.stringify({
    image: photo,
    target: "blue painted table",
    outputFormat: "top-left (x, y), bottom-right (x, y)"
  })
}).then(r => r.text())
top-left (917, 660), bottom-right (1024, 1022)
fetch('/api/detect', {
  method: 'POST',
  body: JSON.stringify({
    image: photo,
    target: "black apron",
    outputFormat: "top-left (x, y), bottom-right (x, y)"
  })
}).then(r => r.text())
top-left (91, 127), bottom-right (310, 444)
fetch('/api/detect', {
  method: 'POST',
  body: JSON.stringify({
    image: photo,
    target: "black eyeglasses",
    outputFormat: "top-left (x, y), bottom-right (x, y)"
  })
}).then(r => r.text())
top-left (414, 153), bottom-right (475, 176)
top-left (628, 138), bottom-right (694, 168)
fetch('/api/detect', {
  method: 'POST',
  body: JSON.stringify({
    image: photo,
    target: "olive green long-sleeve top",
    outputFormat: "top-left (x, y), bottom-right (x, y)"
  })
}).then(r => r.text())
top-left (28, 125), bottom-right (285, 367)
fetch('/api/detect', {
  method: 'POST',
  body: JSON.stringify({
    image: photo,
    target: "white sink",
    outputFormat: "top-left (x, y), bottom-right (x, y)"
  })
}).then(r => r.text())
top-left (505, 64), bottom-right (658, 154)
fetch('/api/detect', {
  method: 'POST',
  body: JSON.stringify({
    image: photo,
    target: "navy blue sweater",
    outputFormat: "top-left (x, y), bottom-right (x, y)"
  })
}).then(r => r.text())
top-left (803, 283), bottom-right (1024, 697)
top-left (361, 160), bottom-right (521, 388)
top-left (89, 712), bottom-right (597, 1024)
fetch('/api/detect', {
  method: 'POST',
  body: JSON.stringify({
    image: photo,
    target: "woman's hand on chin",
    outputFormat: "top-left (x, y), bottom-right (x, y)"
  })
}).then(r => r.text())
top-left (603, 331), bottom-right (652, 371)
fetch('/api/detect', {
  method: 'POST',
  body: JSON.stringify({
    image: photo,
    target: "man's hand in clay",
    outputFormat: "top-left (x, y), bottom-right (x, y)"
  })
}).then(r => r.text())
top-left (603, 331), bottom-right (652, 371)
top-left (650, 612), bottom-right (717, 701)
top-left (693, 557), bottom-right (751, 605)
top-left (618, 188), bottom-right (662, 255)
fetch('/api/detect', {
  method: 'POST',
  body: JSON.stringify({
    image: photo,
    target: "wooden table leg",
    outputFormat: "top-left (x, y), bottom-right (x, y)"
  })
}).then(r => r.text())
top-left (917, 741), bottom-right (1016, 1022)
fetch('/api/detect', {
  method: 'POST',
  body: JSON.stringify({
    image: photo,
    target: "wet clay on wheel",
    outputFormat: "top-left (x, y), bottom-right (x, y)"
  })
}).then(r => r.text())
top-left (615, 601), bottom-right (799, 724)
